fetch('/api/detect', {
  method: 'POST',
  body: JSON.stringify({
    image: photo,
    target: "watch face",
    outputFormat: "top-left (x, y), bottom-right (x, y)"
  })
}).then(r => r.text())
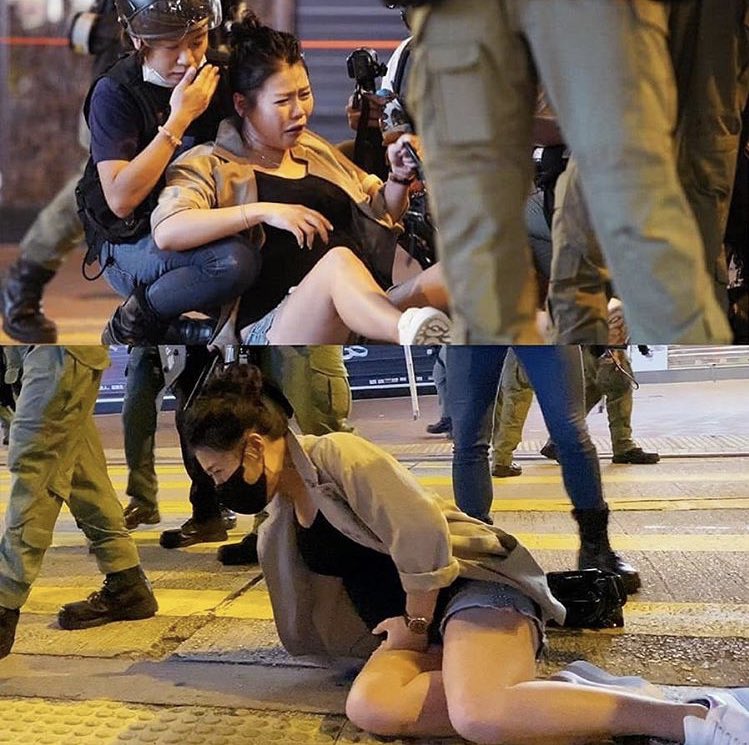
top-left (406, 616), bottom-right (430, 635)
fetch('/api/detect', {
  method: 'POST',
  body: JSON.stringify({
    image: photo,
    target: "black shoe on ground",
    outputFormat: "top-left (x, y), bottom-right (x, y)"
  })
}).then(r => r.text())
top-left (573, 508), bottom-right (642, 595)
top-left (540, 441), bottom-right (559, 462)
top-left (221, 508), bottom-right (237, 531)
top-left (123, 500), bottom-right (161, 530)
top-left (0, 606), bottom-right (20, 659)
top-left (217, 532), bottom-right (259, 566)
top-left (612, 447), bottom-right (660, 465)
top-left (1, 259), bottom-right (58, 343)
top-left (159, 517), bottom-right (228, 549)
top-left (492, 462), bottom-right (522, 478)
top-left (57, 566), bottom-right (157, 630)
top-left (426, 416), bottom-right (452, 435)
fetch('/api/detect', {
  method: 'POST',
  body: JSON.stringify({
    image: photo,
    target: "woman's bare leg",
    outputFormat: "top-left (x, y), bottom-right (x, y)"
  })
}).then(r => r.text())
top-left (345, 644), bottom-right (457, 738)
top-left (388, 261), bottom-right (450, 311)
top-left (266, 247), bottom-right (403, 343)
top-left (441, 607), bottom-right (708, 745)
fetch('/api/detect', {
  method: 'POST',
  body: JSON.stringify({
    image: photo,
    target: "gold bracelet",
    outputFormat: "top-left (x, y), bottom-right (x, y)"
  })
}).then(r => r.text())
top-left (157, 125), bottom-right (182, 148)
top-left (240, 204), bottom-right (251, 231)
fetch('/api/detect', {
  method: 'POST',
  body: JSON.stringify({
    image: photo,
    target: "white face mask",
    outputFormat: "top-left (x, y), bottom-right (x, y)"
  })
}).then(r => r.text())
top-left (142, 55), bottom-right (208, 88)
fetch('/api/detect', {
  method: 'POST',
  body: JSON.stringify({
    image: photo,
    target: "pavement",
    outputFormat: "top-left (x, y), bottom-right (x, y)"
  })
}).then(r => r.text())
top-left (0, 378), bottom-right (748, 743)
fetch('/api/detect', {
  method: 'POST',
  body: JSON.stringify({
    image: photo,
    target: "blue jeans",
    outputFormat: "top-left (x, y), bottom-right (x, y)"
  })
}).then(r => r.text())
top-left (101, 234), bottom-right (261, 317)
top-left (447, 345), bottom-right (605, 523)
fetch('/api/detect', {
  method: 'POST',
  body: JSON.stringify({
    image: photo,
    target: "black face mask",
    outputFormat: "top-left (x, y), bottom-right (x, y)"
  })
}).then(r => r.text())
top-left (217, 463), bottom-right (268, 515)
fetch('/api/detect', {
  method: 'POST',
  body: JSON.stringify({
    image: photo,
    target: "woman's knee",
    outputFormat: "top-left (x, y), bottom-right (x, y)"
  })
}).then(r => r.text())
top-left (319, 245), bottom-right (361, 271)
top-left (345, 687), bottom-right (410, 737)
top-left (205, 237), bottom-right (262, 288)
top-left (448, 691), bottom-right (515, 745)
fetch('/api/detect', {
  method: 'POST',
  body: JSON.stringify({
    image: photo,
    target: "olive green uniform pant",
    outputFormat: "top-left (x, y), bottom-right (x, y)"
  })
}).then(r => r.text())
top-left (265, 346), bottom-right (354, 435)
top-left (409, 0), bottom-right (729, 343)
top-left (0, 346), bottom-right (139, 609)
top-left (491, 347), bottom-right (638, 462)
top-left (548, 0), bottom-right (749, 342)
top-left (19, 161), bottom-right (86, 271)
top-left (491, 350), bottom-right (534, 467)
top-left (581, 348), bottom-right (637, 456)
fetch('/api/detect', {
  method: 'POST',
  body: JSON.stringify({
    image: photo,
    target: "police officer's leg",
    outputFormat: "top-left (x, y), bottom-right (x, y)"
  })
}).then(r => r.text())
top-left (603, 352), bottom-right (660, 464)
top-left (0, 347), bottom-right (72, 617)
top-left (56, 371), bottom-right (156, 630)
top-left (1, 163), bottom-right (86, 343)
top-left (581, 346), bottom-right (605, 415)
top-left (409, 0), bottom-right (540, 343)
top-left (514, 345), bottom-right (641, 592)
top-left (268, 346), bottom-right (354, 435)
top-left (523, 0), bottom-right (730, 343)
top-left (160, 347), bottom-right (231, 549)
top-left (491, 349), bottom-right (534, 476)
top-left (122, 346), bottom-right (163, 528)
top-left (669, 0), bottom-right (749, 310)
top-left (548, 160), bottom-right (611, 344)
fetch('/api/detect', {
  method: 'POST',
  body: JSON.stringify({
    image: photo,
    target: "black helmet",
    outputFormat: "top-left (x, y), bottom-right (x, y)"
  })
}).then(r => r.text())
top-left (115, 0), bottom-right (222, 41)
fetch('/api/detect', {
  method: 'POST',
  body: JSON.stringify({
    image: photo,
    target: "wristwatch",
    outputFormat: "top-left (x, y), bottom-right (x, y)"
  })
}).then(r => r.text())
top-left (403, 613), bottom-right (431, 635)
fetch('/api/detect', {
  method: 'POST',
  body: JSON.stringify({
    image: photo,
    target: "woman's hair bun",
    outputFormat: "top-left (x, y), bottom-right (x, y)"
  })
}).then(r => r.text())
top-left (228, 10), bottom-right (264, 49)
top-left (202, 363), bottom-right (264, 402)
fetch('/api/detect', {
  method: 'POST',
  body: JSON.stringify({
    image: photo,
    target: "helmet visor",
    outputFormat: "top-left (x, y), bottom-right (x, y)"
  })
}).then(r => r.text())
top-left (123, 0), bottom-right (222, 41)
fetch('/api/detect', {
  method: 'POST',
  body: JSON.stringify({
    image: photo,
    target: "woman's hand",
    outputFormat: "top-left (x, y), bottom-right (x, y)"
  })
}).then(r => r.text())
top-left (372, 616), bottom-right (429, 653)
top-left (260, 203), bottom-right (334, 250)
top-left (387, 133), bottom-right (421, 183)
top-left (169, 64), bottom-right (221, 129)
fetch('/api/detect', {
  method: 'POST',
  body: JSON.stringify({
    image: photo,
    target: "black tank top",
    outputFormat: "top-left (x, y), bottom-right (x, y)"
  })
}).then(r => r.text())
top-left (237, 172), bottom-right (365, 325)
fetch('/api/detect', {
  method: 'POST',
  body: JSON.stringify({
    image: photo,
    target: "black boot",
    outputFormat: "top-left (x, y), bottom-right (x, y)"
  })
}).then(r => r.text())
top-left (216, 532), bottom-right (259, 566)
top-left (57, 565), bottom-right (158, 630)
top-left (101, 285), bottom-right (167, 345)
top-left (1, 259), bottom-right (57, 343)
top-left (572, 508), bottom-right (641, 595)
top-left (0, 606), bottom-right (20, 659)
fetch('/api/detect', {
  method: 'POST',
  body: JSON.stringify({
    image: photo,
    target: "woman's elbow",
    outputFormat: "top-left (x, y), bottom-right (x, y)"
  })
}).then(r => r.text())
top-left (152, 223), bottom-right (176, 251)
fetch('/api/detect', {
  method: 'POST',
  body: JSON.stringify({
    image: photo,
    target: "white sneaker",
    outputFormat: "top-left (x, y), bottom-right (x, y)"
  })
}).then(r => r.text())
top-left (684, 691), bottom-right (749, 745)
top-left (549, 660), bottom-right (665, 700)
top-left (397, 307), bottom-right (451, 345)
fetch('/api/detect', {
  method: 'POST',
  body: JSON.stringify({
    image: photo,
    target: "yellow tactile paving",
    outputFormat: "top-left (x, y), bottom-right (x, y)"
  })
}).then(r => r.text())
top-left (0, 699), bottom-right (349, 745)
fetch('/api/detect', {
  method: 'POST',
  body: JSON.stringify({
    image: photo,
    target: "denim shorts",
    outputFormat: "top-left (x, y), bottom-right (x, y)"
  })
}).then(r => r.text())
top-left (241, 295), bottom-right (290, 345)
top-left (436, 579), bottom-right (546, 657)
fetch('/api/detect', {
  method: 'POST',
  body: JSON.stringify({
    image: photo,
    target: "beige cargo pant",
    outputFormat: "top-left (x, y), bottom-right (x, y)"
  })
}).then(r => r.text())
top-left (547, 0), bottom-right (749, 342)
top-left (0, 347), bottom-right (139, 609)
top-left (409, 0), bottom-right (731, 343)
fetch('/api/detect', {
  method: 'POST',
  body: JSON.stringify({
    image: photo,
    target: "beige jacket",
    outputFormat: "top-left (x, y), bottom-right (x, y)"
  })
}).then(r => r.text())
top-left (151, 117), bottom-right (401, 285)
top-left (258, 432), bottom-right (566, 665)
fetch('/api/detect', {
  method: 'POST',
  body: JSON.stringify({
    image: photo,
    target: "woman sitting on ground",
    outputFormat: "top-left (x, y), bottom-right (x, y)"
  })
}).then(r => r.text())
top-left (150, 12), bottom-right (450, 345)
top-left (183, 363), bottom-right (745, 745)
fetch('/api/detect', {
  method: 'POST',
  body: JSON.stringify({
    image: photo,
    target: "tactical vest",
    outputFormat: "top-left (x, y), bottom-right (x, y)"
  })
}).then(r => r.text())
top-left (76, 50), bottom-right (232, 271)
